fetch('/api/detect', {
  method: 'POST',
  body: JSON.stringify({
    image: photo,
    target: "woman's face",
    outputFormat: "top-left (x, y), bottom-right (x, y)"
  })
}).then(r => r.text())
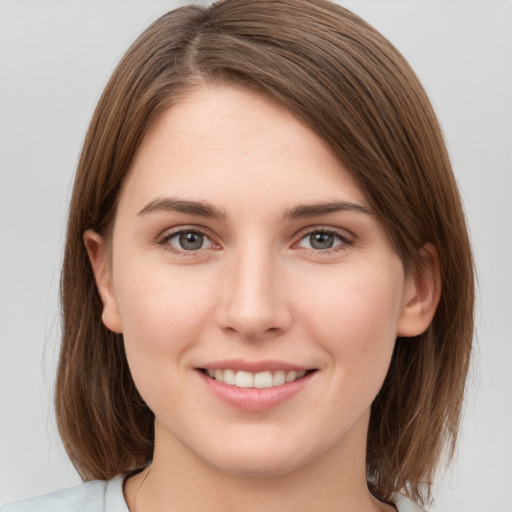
top-left (89, 85), bottom-right (424, 478)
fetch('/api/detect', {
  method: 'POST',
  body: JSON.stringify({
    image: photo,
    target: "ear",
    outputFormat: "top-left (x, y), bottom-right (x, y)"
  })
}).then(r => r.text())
top-left (83, 230), bottom-right (123, 334)
top-left (397, 243), bottom-right (441, 337)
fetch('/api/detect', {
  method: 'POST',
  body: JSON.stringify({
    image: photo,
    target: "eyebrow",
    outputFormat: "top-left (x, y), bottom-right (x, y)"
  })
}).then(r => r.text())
top-left (137, 197), bottom-right (227, 220)
top-left (283, 200), bottom-right (372, 219)
top-left (137, 196), bottom-right (371, 221)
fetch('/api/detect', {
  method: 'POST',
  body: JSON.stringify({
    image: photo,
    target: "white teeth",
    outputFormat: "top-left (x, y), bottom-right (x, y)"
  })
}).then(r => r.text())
top-left (254, 371), bottom-right (273, 388)
top-left (205, 368), bottom-right (309, 388)
top-left (273, 370), bottom-right (286, 386)
top-left (235, 370), bottom-right (254, 388)
top-left (285, 370), bottom-right (297, 383)
top-left (223, 369), bottom-right (236, 386)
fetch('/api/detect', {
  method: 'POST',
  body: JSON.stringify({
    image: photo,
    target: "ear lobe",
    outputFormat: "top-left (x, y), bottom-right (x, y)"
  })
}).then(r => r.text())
top-left (397, 243), bottom-right (441, 337)
top-left (83, 230), bottom-right (123, 334)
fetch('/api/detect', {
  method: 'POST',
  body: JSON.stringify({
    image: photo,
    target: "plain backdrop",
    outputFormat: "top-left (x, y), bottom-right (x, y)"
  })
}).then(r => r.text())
top-left (0, 1), bottom-right (511, 510)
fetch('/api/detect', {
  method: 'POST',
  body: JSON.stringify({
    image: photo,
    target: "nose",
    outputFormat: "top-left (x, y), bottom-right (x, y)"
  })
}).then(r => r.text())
top-left (215, 248), bottom-right (292, 342)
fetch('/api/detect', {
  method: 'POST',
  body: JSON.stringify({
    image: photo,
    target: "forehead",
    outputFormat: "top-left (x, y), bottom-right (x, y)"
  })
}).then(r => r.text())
top-left (119, 85), bottom-right (368, 215)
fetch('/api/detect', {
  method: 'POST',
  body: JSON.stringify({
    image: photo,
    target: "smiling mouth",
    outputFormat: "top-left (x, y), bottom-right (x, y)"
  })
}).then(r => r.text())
top-left (199, 368), bottom-right (316, 388)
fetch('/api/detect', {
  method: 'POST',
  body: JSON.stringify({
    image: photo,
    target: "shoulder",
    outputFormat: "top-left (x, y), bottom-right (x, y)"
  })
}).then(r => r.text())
top-left (1, 476), bottom-right (128, 512)
top-left (393, 494), bottom-right (428, 512)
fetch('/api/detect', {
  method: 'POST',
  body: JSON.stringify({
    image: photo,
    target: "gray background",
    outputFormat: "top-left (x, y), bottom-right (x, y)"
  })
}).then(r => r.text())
top-left (1, 1), bottom-right (511, 510)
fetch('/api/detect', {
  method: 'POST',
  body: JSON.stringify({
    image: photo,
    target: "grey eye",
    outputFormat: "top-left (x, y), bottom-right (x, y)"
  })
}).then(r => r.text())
top-left (309, 232), bottom-right (335, 250)
top-left (178, 232), bottom-right (204, 250)
top-left (297, 230), bottom-right (347, 251)
top-left (166, 231), bottom-right (214, 252)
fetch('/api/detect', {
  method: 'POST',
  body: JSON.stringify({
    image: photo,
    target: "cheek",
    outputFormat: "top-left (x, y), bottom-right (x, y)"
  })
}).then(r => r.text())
top-left (305, 261), bottom-right (403, 327)
top-left (300, 263), bottom-right (404, 375)
top-left (112, 261), bottom-right (219, 415)
top-left (112, 258), bottom-right (215, 361)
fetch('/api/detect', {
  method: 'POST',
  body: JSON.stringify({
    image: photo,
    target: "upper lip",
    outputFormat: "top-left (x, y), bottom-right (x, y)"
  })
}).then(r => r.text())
top-left (197, 359), bottom-right (313, 373)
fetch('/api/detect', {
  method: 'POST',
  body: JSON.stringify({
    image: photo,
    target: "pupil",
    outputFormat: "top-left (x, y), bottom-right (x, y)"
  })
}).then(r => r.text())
top-left (310, 232), bottom-right (334, 250)
top-left (179, 232), bottom-right (203, 250)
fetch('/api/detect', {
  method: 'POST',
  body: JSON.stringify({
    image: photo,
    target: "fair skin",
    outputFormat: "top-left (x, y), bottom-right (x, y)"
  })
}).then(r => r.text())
top-left (85, 85), bottom-right (439, 512)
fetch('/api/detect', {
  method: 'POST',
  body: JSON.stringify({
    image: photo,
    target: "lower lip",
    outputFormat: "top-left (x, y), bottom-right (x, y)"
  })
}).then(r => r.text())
top-left (199, 371), bottom-right (315, 412)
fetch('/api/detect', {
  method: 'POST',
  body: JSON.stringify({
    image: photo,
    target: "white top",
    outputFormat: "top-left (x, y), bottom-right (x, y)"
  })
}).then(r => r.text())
top-left (1, 475), bottom-right (426, 512)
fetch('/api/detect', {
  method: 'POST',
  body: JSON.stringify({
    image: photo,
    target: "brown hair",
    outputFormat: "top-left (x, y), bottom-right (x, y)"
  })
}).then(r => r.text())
top-left (57, 0), bottom-right (474, 506)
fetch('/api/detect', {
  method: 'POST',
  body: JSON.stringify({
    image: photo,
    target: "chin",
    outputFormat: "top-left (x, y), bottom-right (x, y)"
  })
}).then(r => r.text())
top-left (210, 454), bottom-right (306, 479)
top-left (196, 436), bottom-right (322, 479)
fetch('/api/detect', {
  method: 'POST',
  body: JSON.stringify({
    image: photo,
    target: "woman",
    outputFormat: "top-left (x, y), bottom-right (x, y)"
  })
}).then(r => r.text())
top-left (2, 1), bottom-right (474, 511)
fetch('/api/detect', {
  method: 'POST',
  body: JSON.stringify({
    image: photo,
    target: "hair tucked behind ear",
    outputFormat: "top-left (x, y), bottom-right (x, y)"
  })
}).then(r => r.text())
top-left (57, 0), bottom-right (474, 506)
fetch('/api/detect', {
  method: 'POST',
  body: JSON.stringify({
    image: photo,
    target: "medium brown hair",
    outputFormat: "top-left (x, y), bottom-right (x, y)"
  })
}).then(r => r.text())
top-left (57, 0), bottom-right (474, 506)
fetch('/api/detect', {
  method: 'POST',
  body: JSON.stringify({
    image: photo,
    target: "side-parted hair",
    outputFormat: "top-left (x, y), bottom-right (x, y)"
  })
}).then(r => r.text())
top-left (57, 0), bottom-right (474, 506)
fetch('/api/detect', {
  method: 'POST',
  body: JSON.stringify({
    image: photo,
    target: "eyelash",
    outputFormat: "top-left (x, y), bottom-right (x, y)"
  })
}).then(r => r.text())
top-left (294, 227), bottom-right (353, 255)
top-left (157, 226), bottom-right (353, 256)
top-left (158, 227), bottom-right (216, 256)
